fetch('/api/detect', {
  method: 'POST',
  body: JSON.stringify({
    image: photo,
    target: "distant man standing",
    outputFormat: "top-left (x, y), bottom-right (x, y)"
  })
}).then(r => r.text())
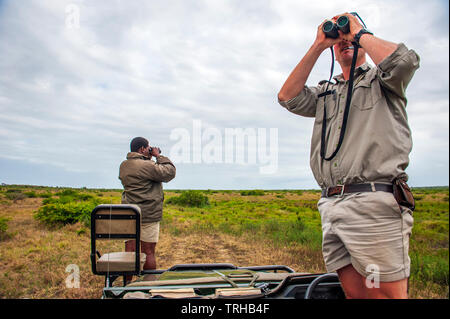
top-left (119, 137), bottom-right (176, 279)
top-left (278, 13), bottom-right (419, 298)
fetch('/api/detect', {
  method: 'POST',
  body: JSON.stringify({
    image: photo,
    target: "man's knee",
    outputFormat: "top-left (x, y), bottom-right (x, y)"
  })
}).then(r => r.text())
top-left (141, 241), bottom-right (157, 270)
top-left (141, 241), bottom-right (156, 254)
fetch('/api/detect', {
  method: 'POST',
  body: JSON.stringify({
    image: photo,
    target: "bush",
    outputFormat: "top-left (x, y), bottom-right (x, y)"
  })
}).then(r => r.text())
top-left (23, 191), bottom-right (34, 198)
top-left (42, 191), bottom-right (95, 205)
top-left (166, 190), bottom-right (210, 207)
top-left (0, 217), bottom-right (10, 240)
top-left (34, 189), bottom-right (103, 227)
top-left (240, 190), bottom-right (265, 196)
top-left (40, 192), bottom-right (53, 198)
top-left (5, 190), bottom-right (27, 202)
top-left (34, 201), bottom-right (98, 227)
top-left (55, 189), bottom-right (78, 197)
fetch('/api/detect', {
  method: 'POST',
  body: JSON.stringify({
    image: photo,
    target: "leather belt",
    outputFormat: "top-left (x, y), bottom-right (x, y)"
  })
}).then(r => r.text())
top-left (321, 183), bottom-right (394, 198)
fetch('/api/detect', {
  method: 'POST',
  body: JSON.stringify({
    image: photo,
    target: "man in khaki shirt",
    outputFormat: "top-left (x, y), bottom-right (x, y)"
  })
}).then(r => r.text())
top-left (278, 13), bottom-right (419, 298)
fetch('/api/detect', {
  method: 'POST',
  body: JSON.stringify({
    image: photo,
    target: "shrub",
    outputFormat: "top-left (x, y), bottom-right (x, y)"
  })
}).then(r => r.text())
top-left (0, 217), bottom-right (10, 240)
top-left (5, 190), bottom-right (27, 202)
top-left (55, 189), bottom-right (78, 197)
top-left (40, 192), bottom-right (53, 198)
top-left (5, 189), bottom-right (20, 193)
top-left (42, 191), bottom-right (95, 205)
top-left (240, 190), bottom-right (265, 196)
top-left (165, 190), bottom-right (210, 207)
top-left (24, 191), bottom-right (38, 198)
top-left (34, 201), bottom-right (98, 227)
top-left (34, 189), bottom-right (103, 227)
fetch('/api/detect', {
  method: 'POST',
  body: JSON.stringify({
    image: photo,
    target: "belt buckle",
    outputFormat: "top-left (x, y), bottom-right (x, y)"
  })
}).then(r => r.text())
top-left (337, 184), bottom-right (345, 197)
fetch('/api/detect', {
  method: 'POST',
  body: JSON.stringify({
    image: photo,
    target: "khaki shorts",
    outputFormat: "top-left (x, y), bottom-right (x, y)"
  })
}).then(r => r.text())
top-left (140, 221), bottom-right (160, 243)
top-left (318, 191), bottom-right (414, 282)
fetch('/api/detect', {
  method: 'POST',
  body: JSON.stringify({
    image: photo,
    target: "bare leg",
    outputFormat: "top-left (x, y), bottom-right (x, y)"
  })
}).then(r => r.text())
top-left (141, 241), bottom-right (157, 270)
top-left (337, 264), bottom-right (409, 299)
top-left (141, 241), bottom-right (157, 281)
top-left (336, 264), bottom-right (367, 299)
top-left (124, 240), bottom-right (137, 283)
top-left (125, 240), bottom-right (158, 282)
top-left (365, 278), bottom-right (408, 299)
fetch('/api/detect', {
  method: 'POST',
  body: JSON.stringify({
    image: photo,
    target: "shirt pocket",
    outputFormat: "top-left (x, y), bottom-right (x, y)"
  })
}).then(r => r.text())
top-left (351, 78), bottom-right (382, 111)
top-left (315, 90), bottom-right (337, 124)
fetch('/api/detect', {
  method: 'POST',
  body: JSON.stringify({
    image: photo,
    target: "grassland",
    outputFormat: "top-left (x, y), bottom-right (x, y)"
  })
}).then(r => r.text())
top-left (0, 185), bottom-right (448, 298)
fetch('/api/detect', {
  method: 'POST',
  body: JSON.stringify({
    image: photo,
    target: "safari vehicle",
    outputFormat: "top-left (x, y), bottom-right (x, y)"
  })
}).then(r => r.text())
top-left (90, 204), bottom-right (345, 299)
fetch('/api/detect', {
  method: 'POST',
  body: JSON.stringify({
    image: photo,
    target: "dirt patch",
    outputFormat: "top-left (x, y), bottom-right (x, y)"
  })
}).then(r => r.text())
top-left (155, 229), bottom-right (322, 274)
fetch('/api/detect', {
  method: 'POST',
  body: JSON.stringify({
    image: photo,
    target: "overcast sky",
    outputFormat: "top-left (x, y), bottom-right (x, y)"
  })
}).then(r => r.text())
top-left (0, 0), bottom-right (448, 190)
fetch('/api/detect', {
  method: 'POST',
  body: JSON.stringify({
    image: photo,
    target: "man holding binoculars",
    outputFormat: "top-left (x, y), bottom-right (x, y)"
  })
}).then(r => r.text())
top-left (119, 137), bottom-right (176, 281)
top-left (278, 13), bottom-right (420, 298)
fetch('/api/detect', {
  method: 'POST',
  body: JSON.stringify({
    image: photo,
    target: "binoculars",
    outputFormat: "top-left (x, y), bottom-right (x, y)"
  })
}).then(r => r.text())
top-left (322, 15), bottom-right (350, 38)
top-left (150, 146), bottom-right (161, 154)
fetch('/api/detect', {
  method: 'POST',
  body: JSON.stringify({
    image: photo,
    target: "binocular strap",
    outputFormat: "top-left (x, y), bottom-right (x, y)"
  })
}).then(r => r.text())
top-left (320, 44), bottom-right (360, 161)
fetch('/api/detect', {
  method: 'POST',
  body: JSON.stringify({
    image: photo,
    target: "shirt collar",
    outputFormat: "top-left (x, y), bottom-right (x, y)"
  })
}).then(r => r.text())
top-left (126, 152), bottom-right (150, 160)
top-left (333, 62), bottom-right (371, 83)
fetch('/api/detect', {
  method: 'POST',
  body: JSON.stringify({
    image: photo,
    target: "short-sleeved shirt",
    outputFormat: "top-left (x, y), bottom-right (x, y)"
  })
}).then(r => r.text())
top-left (279, 43), bottom-right (420, 189)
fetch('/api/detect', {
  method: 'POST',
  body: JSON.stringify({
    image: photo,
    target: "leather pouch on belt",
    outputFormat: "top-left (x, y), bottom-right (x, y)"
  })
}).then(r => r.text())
top-left (393, 177), bottom-right (415, 211)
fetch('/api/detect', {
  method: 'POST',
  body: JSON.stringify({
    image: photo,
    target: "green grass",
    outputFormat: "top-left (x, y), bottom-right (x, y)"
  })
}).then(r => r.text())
top-left (405, 187), bottom-right (449, 291)
top-left (163, 191), bottom-right (323, 250)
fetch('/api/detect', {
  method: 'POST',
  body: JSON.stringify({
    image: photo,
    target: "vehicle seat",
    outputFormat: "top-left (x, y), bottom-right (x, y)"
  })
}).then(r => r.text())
top-left (91, 204), bottom-right (146, 276)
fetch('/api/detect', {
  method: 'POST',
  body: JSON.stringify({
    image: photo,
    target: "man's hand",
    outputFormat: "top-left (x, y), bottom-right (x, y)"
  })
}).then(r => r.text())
top-left (150, 147), bottom-right (161, 158)
top-left (332, 13), bottom-right (364, 43)
top-left (313, 19), bottom-right (341, 51)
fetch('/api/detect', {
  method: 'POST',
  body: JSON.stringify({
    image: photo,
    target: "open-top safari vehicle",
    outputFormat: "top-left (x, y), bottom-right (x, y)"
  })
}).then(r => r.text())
top-left (91, 204), bottom-right (345, 299)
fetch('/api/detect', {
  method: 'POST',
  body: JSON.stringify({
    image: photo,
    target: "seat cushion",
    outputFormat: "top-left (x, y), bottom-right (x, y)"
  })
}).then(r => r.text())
top-left (96, 252), bottom-right (146, 273)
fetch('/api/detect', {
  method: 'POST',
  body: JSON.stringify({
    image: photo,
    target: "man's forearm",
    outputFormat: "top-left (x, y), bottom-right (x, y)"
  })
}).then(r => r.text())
top-left (278, 43), bottom-right (324, 102)
top-left (357, 34), bottom-right (398, 66)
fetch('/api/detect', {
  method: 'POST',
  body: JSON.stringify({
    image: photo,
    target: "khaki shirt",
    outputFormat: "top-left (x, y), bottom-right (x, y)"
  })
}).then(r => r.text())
top-left (119, 152), bottom-right (176, 223)
top-left (279, 43), bottom-right (420, 189)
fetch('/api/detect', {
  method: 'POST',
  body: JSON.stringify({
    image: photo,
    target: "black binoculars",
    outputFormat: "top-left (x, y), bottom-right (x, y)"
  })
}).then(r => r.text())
top-left (322, 15), bottom-right (350, 38)
top-left (149, 146), bottom-right (161, 154)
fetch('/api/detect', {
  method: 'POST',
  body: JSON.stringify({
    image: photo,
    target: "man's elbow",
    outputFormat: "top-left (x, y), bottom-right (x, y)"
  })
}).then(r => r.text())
top-left (162, 167), bottom-right (176, 183)
top-left (278, 91), bottom-right (288, 102)
top-left (278, 89), bottom-right (300, 103)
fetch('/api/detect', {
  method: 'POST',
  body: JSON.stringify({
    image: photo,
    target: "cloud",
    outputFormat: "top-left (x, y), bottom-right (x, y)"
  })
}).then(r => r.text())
top-left (0, 0), bottom-right (448, 189)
